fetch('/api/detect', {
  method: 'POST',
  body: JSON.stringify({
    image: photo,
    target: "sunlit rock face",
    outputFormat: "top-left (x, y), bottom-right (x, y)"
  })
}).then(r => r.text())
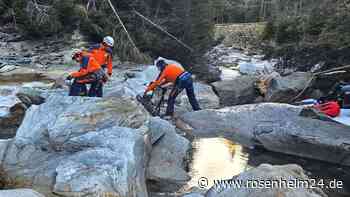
top-left (2, 95), bottom-right (150, 197)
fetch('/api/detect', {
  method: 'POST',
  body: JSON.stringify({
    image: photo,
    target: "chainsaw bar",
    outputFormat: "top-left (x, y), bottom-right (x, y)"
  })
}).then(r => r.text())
top-left (136, 94), bottom-right (159, 116)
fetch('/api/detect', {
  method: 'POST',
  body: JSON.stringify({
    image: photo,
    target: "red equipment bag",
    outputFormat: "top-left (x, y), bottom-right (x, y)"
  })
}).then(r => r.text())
top-left (314, 101), bottom-right (341, 117)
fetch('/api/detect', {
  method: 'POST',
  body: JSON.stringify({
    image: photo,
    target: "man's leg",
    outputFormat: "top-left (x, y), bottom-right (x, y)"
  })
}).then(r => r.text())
top-left (165, 87), bottom-right (182, 116)
top-left (87, 82), bottom-right (95, 97)
top-left (88, 81), bottom-right (103, 97)
top-left (69, 81), bottom-right (87, 96)
top-left (96, 82), bottom-right (103, 97)
top-left (185, 79), bottom-right (201, 111)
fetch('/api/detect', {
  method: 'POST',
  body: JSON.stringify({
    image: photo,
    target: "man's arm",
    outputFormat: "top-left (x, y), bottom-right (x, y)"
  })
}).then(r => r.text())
top-left (70, 57), bottom-right (89, 78)
top-left (104, 48), bottom-right (113, 76)
top-left (107, 54), bottom-right (113, 76)
top-left (144, 70), bottom-right (167, 94)
top-left (71, 69), bottom-right (89, 78)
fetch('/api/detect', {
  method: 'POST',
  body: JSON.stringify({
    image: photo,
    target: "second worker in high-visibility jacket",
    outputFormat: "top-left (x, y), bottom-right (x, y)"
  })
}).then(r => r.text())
top-left (88, 36), bottom-right (114, 77)
top-left (144, 59), bottom-right (201, 117)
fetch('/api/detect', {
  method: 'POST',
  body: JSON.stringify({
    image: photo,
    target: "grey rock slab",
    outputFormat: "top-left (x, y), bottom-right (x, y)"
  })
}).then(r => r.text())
top-left (180, 103), bottom-right (350, 165)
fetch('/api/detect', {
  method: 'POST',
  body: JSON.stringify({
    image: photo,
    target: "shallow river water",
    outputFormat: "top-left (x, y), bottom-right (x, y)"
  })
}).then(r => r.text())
top-left (187, 137), bottom-right (350, 197)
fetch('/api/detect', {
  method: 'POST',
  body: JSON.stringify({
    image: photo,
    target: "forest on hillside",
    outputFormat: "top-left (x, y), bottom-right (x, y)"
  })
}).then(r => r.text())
top-left (0, 0), bottom-right (349, 70)
top-left (0, 0), bottom-right (213, 68)
top-left (212, 0), bottom-right (350, 70)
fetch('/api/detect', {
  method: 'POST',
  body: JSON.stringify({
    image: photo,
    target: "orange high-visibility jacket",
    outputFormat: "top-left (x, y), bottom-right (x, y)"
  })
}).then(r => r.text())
top-left (146, 64), bottom-right (185, 93)
top-left (89, 44), bottom-right (113, 75)
top-left (71, 54), bottom-right (101, 78)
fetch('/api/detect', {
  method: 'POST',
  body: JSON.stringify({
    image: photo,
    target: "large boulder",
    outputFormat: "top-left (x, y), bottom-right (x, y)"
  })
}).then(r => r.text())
top-left (2, 95), bottom-right (150, 197)
top-left (53, 127), bottom-right (149, 197)
top-left (183, 193), bottom-right (205, 197)
top-left (147, 118), bottom-right (191, 192)
top-left (200, 63), bottom-right (222, 83)
top-left (212, 75), bottom-right (259, 106)
top-left (206, 164), bottom-right (327, 197)
top-left (179, 103), bottom-right (350, 166)
top-left (16, 88), bottom-right (46, 107)
top-left (0, 189), bottom-right (45, 197)
top-left (178, 83), bottom-right (220, 112)
top-left (0, 87), bottom-right (26, 138)
top-left (0, 66), bottom-right (50, 83)
top-left (120, 66), bottom-right (158, 97)
top-left (0, 82), bottom-right (57, 139)
top-left (265, 72), bottom-right (312, 103)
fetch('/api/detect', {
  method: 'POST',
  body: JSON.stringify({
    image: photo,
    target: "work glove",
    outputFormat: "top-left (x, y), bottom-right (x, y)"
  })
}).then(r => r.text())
top-left (143, 92), bottom-right (148, 98)
top-left (65, 75), bottom-right (73, 86)
top-left (143, 91), bottom-right (152, 98)
top-left (66, 75), bottom-right (73, 81)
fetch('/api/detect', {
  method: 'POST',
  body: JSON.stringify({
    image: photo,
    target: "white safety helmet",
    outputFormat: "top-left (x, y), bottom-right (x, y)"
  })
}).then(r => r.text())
top-left (154, 57), bottom-right (165, 67)
top-left (154, 56), bottom-right (184, 69)
top-left (103, 36), bottom-right (115, 47)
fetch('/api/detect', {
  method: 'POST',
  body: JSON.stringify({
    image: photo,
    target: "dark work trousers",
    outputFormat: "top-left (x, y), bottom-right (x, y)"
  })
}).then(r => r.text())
top-left (69, 81), bottom-right (88, 96)
top-left (166, 77), bottom-right (201, 116)
top-left (88, 80), bottom-right (103, 97)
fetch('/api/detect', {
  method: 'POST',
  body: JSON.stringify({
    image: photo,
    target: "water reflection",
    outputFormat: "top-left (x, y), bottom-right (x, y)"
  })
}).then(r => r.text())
top-left (188, 138), bottom-right (250, 189)
top-left (187, 137), bottom-right (350, 197)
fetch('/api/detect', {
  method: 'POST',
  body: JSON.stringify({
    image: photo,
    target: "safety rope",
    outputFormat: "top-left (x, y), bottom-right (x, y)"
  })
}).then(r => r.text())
top-left (133, 10), bottom-right (194, 52)
top-left (106, 0), bottom-right (144, 59)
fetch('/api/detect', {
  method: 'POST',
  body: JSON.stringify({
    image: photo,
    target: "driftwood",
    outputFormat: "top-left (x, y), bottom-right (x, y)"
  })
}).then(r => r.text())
top-left (291, 65), bottom-right (350, 102)
top-left (256, 65), bottom-right (350, 102)
top-left (313, 65), bottom-right (350, 76)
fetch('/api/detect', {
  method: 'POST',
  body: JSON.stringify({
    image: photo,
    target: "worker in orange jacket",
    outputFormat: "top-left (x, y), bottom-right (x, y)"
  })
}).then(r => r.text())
top-left (88, 36), bottom-right (114, 77)
top-left (143, 60), bottom-right (201, 118)
top-left (67, 50), bottom-right (106, 97)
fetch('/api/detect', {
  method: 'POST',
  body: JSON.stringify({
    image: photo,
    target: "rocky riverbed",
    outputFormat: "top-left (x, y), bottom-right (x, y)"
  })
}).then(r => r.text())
top-left (0, 31), bottom-right (349, 197)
